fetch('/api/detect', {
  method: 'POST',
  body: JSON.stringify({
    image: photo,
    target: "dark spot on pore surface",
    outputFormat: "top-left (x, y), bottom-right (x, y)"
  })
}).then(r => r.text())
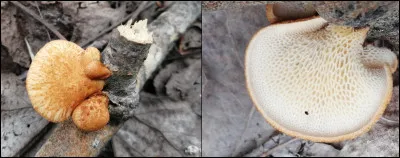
top-left (4, 136), bottom-right (8, 140)
top-left (27, 124), bottom-right (30, 128)
top-left (305, 111), bottom-right (309, 115)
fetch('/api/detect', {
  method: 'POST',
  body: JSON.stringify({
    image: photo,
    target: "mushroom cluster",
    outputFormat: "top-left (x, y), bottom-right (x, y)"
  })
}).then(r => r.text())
top-left (26, 40), bottom-right (111, 132)
top-left (245, 16), bottom-right (397, 142)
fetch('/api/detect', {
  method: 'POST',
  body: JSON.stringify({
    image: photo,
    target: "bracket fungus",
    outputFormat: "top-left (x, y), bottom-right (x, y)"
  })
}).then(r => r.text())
top-left (72, 92), bottom-right (110, 131)
top-left (245, 16), bottom-right (398, 142)
top-left (26, 40), bottom-right (111, 131)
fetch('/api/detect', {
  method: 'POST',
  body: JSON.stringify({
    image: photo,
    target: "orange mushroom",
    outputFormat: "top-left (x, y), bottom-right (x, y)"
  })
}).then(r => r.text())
top-left (26, 40), bottom-right (111, 131)
top-left (72, 92), bottom-right (110, 131)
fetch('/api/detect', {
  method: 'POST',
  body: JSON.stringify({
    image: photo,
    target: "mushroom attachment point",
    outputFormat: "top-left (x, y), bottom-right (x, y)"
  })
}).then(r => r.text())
top-left (26, 40), bottom-right (111, 128)
top-left (245, 16), bottom-right (397, 142)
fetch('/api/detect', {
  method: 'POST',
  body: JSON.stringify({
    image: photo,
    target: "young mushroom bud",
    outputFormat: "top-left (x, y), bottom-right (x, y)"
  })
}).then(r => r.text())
top-left (82, 46), bottom-right (112, 80)
top-left (245, 16), bottom-right (397, 142)
top-left (26, 40), bottom-right (111, 126)
top-left (72, 92), bottom-right (110, 132)
top-left (85, 61), bottom-right (112, 80)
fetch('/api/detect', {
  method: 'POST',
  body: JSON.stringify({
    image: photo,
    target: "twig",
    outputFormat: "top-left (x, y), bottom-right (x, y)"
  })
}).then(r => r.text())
top-left (165, 49), bottom-right (201, 62)
top-left (10, 1), bottom-right (66, 40)
top-left (34, 1), bottom-right (51, 41)
top-left (24, 37), bottom-right (35, 60)
top-left (261, 137), bottom-right (299, 157)
top-left (131, 115), bottom-right (186, 156)
top-left (378, 117), bottom-right (399, 126)
top-left (80, 1), bottom-right (149, 48)
top-left (137, 1), bottom-right (156, 19)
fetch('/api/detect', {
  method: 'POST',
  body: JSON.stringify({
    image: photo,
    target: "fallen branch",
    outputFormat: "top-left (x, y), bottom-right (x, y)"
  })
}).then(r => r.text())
top-left (34, 1), bottom-right (51, 41)
top-left (136, 2), bottom-right (201, 90)
top-left (34, 2), bottom-right (201, 157)
top-left (378, 117), bottom-right (399, 127)
top-left (10, 1), bottom-right (67, 40)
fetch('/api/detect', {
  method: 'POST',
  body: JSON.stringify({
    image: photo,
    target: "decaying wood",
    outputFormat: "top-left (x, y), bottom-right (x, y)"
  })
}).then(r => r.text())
top-left (136, 2), bottom-right (201, 91)
top-left (34, 1), bottom-right (201, 157)
top-left (79, 1), bottom-right (151, 48)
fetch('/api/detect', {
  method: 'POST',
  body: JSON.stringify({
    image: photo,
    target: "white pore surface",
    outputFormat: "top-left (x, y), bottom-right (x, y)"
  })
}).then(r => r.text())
top-left (245, 17), bottom-right (389, 137)
top-left (117, 19), bottom-right (153, 44)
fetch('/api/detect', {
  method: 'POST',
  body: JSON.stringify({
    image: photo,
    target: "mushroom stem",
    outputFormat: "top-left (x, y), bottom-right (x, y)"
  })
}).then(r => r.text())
top-left (266, 4), bottom-right (279, 24)
top-left (360, 45), bottom-right (398, 73)
top-left (84, 61), bottom-right (112, 80)
top-left (266, 3), bottom-right (317, 24)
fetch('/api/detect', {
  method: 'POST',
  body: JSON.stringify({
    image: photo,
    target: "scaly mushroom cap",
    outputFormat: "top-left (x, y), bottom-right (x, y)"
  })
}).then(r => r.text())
top-left (72, 92), bottom-right (110, 131)
top-left (26, 40), bottom-right (111, 122)
top-left (245, 16), bottom-right (397, 142)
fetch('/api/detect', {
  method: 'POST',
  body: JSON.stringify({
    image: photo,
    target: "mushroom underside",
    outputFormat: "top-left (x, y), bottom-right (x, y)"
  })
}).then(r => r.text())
top-left (245, 17), bottom-right (397, 142)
